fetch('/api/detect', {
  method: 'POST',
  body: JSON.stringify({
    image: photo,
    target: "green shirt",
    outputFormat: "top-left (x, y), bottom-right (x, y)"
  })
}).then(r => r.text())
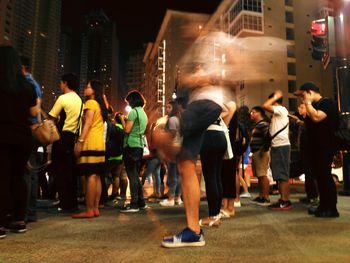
top-left (124, 107), bottom-right (148, 148)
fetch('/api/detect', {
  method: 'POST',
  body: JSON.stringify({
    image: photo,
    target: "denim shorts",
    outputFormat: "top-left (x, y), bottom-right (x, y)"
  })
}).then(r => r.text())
top-left (178, 100), bottom-right (222, 161)
top-left (270, 145), bottom-right (291, 182)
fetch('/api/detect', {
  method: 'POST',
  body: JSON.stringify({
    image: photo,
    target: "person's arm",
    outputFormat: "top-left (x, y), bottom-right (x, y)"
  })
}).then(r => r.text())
top-left (123, 109), bottom-right (136, 134)
top-left (74, 108), bottom-right (95, 157)
top-left (303, 93), bottom-right (327, 123)
top-left (29, 97), bottom-right (40, 118)
top-left (263, 90), bottom-right (283, 114)
top-left (48, 96), bottom-right (63, 123)
top-left (221, 101), bottom-right (237, 126)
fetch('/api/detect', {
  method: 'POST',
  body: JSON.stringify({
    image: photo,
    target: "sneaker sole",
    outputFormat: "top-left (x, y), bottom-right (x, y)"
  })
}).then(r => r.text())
top-left (269, 206), bottom-right (293, 211)
top-left (161, 240), bottom-right (205, 248)
top-left (120, 209), bottom-right (140, 213)
top-left (10, 229), bottom-right (27, 233)
top-left (256, 202), bottom-right (271, 207)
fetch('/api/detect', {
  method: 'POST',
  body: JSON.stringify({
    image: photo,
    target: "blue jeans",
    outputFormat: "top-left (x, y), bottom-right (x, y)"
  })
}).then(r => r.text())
top-left (144, 157), bottom-right (161, 194)
top-left (167, 162), bottom-right (181, 197)
top-left (123, 147), bottom-right (145, 207)
top-left (24, 149), bottom-right (44, 221)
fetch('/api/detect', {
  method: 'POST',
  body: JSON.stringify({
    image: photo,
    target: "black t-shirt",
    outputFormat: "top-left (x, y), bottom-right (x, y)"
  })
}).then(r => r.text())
top-left (0, 80), bottom-right (37, 146)
top-left (304, 97), bottom-right (338, 150)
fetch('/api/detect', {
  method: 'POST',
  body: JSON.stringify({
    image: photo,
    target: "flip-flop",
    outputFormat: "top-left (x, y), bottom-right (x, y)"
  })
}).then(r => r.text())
top-left (199, 217), bottom-right (221, 227)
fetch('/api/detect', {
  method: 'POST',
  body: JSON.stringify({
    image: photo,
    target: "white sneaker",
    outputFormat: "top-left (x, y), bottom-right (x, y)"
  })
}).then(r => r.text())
top-left (160, 199), bottom-right (175, 207)
top-left (175, 198), bottom-right (183, 205)
top-left (239, 192), bottom-right (251, 198)
top-left (234, 201), bottom-right (241, 208)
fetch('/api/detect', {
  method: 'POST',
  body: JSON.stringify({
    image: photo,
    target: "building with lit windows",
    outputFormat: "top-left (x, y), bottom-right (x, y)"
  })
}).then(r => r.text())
top-left (80, 9), bottom-right (119, 108)
top-left (126, 45), bottom-right (146, 92)
top-left (0, 0), bottom-right (61, 110)
top-left (206, 0), bottom-right (334, 110)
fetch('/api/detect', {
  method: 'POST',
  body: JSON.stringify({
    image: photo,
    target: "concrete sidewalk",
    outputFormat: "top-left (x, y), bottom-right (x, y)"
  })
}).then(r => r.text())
top-left (1, 193), bottom-right (350, 263)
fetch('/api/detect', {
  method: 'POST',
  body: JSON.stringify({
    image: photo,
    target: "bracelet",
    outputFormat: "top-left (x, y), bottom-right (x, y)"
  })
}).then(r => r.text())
top-left (77, 138), bottom-right (84, 143)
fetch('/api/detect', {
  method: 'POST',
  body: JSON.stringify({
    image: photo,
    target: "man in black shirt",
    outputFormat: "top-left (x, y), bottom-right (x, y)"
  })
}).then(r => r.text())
top-left (294, 82), bottom-right (339, 218)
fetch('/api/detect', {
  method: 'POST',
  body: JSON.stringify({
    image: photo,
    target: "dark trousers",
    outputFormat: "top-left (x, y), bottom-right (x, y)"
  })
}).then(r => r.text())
top-left (24, 149), bottom-right (44, 221)
top-left (310, 149), bottom-right (337, 210)
top-left (51, 132), bottom-right (77, 210)
top-left (123, 147), bottom-right (145, 207)
top-left (221, 158), bottom-right (237, 198)
top-left (200, 131), bottom-right (226, 217)
top-left (0, 143), bottom-right (31, 226)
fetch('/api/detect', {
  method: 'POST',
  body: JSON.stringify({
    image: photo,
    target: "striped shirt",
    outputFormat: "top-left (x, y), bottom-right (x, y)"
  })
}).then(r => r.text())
top-left (250, 120), bottom-right (270, 153)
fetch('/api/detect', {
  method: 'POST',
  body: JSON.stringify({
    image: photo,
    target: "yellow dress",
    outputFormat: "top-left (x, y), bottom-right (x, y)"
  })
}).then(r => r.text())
top-left (78, 99), bottom-right (105, 176)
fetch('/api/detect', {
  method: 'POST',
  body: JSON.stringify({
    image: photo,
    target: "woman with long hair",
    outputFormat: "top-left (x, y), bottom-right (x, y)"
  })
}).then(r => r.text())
top-left (72, 80), bottom-right (108, 218)
top-left (0, 46), bottom-right (39, 238)
top-left (120, 90), bottom-right (148, 213)
top-left (160, 100), bottom-right (182, 206)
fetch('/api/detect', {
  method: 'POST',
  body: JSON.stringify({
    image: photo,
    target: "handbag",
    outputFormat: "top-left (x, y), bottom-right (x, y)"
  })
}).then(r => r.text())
top-left (32, 110), bottom-right (60, 147)
top-left (135, 108), bottom-right (150, 157)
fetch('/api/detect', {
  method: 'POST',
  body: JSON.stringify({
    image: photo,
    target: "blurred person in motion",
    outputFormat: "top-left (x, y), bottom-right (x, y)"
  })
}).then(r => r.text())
top-left (158, 65), bottom-right (235, 247)
top-left (0, 46), bottom-right (39, 238)
top-left (72, 80), bottom-right (108, 218)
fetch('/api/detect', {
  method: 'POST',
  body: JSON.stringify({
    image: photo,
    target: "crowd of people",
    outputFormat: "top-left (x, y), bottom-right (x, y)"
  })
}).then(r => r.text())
top-left (0, 45), bottom-right (341, 249)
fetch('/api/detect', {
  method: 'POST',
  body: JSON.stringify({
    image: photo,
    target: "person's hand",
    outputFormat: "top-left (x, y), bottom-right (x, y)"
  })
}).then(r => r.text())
top-left (274, 90), bottom-right (283, 100)
top-left (288, 114), bottom-right (299, 123)
top-left (302, 91), bottom-right (313, 104)
top-left (74, 142), bottom-right (83, 158)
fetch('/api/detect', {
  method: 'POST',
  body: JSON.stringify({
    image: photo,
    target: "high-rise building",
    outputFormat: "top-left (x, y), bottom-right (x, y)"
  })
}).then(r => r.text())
top-left (126, 45), bottom-right (147, 92)
top-left (0, 0), bottom-right (61, 110)
top-left (80, 9), bottom-right (119, 109)
top-left (207, 0), bottom-right (334, 111)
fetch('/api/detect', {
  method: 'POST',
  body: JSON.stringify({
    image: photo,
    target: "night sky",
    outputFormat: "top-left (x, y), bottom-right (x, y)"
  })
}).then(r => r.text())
top-left (61, 0), bottom-right (222, 51)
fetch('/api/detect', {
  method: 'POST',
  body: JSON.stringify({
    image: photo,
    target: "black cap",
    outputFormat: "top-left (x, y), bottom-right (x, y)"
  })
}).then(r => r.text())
top-left (294, 82), bottom-right (320, 96)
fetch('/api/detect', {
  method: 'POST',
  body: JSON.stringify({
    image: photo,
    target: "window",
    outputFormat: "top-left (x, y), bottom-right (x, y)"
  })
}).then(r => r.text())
top-left (288, 63), bottom-right (296, 75)
top-left (288, 80), bottom-right (296, 93)
top-left (286, 28), bottom-right (294, 40)
top-left (287, 45), bottom-right (295, 58)
top-left (285, 12), bottom-right (294, 23)
top-left (243, 0), bottom-right (262, 13)
top-left (243, 14), bottom-right (263, 31)
top-left (285, 0), bottom-right (293, 6)
top-left (289, 98), bottom-right (297, 112)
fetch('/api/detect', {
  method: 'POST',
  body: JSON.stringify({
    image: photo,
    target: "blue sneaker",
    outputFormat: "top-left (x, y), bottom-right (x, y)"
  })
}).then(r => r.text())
top-left (161, 227), bottom-right (205, 248)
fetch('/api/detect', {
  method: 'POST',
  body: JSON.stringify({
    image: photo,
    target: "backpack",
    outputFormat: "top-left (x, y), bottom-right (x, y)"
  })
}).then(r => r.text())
top-left (335, 113), bottom-right (350, 151)
top-left (105, 121), bottom-right (124, 158)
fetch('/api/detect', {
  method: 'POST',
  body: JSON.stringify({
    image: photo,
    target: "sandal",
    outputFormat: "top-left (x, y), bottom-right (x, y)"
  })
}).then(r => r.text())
top-left (199, 216), bottom-right (221, 227)
top-left (219, 210), bottom-right (231, 219)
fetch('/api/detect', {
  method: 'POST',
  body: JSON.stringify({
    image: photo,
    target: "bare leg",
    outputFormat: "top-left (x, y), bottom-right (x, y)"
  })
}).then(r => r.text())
top-left (260, 176), bottom-right (270, 199)
top-left (85, 175), bottom-right (95, 212)
top-left (178, 160), bottom-right (200, 234)
top-left (279, 181), bottom-right (290, 201)
top-left (94, 175), bottom-right (102, 209)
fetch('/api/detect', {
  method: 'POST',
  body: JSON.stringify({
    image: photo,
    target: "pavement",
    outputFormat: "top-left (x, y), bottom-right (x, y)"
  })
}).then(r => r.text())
top-left (1, 188), bottom-right (350, 263)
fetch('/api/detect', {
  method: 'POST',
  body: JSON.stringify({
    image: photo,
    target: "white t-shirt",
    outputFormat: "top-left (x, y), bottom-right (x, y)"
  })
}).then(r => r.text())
top-left (270, 105), bottom-right (290, 147)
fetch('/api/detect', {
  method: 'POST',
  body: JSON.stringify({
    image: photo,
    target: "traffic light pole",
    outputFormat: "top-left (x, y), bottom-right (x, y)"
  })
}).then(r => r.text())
top-left (334, 0), bottom-right (350, 195)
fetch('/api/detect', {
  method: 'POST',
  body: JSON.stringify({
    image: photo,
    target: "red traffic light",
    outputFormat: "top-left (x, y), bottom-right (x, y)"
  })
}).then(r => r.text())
top-left (311, 19), bottom-right (327, 36)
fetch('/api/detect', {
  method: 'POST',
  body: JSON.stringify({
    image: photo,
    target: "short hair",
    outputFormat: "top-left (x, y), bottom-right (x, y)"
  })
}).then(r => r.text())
top-left (20, 56), bottom-right (31, 71)
top-left (251, 106), bottom-right (265, 116)
top-left (268, 92), bottom-right (283, 104)
top-left (114, 112), bottom-right (123, 124)
top-left (125, 90), bottom-right (145, 108)
top-left (61, 73), bottom-right (79, 91)
top-left (175, 96), bottom-right (187, 109)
